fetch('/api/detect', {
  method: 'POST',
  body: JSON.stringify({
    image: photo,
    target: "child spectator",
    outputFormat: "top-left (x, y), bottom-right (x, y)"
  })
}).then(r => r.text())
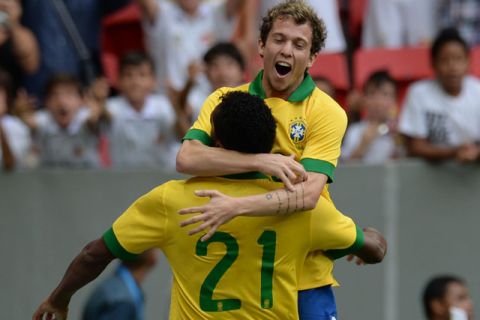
top-left (100, 52), bottom-right (180, 169)
top-left (16, 74), bottom-right (100, 168)
top-left (342, 70), bottom-right (400, 164)
top-left (0, 68), bottom-right (31, 170)
top-left (398, 28), bottom-right (480, 163)
top-left (182, 42), bottom-right (245, 124)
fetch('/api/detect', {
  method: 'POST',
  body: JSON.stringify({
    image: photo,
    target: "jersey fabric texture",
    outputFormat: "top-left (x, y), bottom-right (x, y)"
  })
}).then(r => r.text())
top-left (183, 70), bottom-right (348, 290)
top-left (103, 175), bottom-right (362, 320)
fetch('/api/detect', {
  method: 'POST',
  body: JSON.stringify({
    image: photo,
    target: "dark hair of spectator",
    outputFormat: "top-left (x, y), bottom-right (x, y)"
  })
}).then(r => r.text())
top-left (431, 28), bottom-right (469, 63)
top-left (211, 91), bottom-right (276, 154)
top-left (44, 74), bottom-right (82, 99)
top-left (260, 0), bottom-right (327, 56)
top-left (119, 51), bottom-right (155, 74)
top-left (363, 70), bottom-right (397, 93)
top-left (422, 275), bottom-right (466, 319)
top-left (0, 67), bottom-right (14, 108)
top-left (203, 42), bottom-right (245, 71)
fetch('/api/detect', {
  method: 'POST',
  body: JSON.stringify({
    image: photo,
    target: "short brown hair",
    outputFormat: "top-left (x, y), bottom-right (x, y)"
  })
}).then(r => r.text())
top-left (44, 74), bottom-right (82, 99)
top-left (259, 0), bottom-right (327, 56)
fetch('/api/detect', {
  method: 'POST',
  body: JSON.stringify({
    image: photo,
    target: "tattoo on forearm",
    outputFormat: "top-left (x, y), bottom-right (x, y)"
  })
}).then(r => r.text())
top-left (301, 182), bottom-right (305, 211)
top-left (284, 189), bottom-right (290, 214)
top-left (274, 191), bottom-right (282, 214)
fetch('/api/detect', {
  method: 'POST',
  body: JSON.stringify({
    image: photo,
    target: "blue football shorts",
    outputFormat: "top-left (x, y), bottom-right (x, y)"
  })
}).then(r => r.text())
top-left (298, 285), bottom-right (338, 320)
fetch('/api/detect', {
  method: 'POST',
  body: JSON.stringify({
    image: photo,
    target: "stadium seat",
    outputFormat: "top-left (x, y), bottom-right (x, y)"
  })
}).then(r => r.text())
top-left (469, 45), bottom-right (480, 78)
top-left (309, 52), bottom-right (350, 106)
top-left (100, 3), bottom-right (145, 87)
top-left (353, 47), bottom-right (433, 102)
top-left (310, 52), bottom-right (350, 91)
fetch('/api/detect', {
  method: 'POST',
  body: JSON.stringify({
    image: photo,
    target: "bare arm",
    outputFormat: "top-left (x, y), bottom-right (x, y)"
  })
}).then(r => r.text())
top-left (32, 238), bottom-right (115, 320)
top-left (353, 227), bottom-right (387, 264)
top-left (2, 0), bottom-right (40, 74)
top-left (179, 172), bottom-right (327, 241)
top-left (225, 0), bottom-right (244, 19)
top-left (135, 0), bottom-right (159, 25)
top-left (406, 136), bottom-right (458, 161)
top-left (177, 139), bottom-right (307, 190)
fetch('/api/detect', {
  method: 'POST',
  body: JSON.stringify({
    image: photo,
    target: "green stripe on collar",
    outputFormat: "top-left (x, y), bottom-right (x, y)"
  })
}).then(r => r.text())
top-left (248, 70), bottom-right (316, 102)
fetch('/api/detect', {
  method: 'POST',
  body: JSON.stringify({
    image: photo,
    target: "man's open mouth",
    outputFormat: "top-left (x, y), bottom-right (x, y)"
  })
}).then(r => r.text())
top-left (275, 62), bottom-right (292, 76)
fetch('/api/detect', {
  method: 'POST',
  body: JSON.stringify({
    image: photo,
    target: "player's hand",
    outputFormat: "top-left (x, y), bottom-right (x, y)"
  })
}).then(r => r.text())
top-left (346, 254), bottom-right (365, 266)
top-left (32, 299), bottom-right (68, 320)
top-left (254, 154), bottom-right (307, 191)
top-left (178, 190), bottom-right (240, 242)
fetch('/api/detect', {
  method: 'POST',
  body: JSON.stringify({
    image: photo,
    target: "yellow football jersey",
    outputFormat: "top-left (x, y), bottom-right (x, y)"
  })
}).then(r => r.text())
top-left (104, 176), bottom-right (362, 320)
top-left (183, 71), bottom-right (348, 289)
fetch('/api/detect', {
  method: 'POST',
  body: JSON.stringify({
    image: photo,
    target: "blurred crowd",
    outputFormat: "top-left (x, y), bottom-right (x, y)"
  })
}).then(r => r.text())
top-left (1, 0), bottom-right (480, 171)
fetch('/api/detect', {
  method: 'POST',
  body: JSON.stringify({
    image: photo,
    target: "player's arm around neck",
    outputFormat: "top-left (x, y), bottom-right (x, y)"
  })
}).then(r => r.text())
top-left (179, 172), bottom-right (327, 241)
top-left (32, 238), bottom-right (115, 320)
top-left (177, 140), bottom-right (307, 190)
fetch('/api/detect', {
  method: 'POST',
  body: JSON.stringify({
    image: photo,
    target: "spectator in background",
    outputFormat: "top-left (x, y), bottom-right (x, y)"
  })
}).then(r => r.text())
top-left (136, 0), bottom-right (244, 96)
top-left (422, 275), bottom-right (473, 320)
top-left (342, 70), bottom-right (399, 164)
top-left (313, 76), bottom-right (336, 99)
top-left (15, 74), bottom-right (100, 168)
top-left (82, 249), bottom-right (157, 320)
top-left (0, 67), bottom-right (31, 170)
top-left (21, 0), bottom-right (131, 99)
top-left (399, 28), bottom-right (480, 163)
top-left (92, 52), bottom-right (180, 169)
top-left (177, 42), bottom-right (245, 132)
top-left (362, 0), bottom-right (437, 48)
top-left (0, 0), bottom-right (39, 91)
top-left (438, 0), bottom-right (480, 47)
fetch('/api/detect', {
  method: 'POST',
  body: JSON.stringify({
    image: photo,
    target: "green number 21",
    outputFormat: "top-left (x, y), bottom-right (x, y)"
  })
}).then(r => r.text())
top-left (195, 231), bottom-right (277, 312)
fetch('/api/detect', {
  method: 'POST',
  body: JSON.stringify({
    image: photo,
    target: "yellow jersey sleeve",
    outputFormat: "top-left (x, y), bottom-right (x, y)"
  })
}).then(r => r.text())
top-left (103, 185), bottom-right (168, 260)
top-left (300, 93), bottom-right (347, 182)
top-left (309, 197), bottom-right (364, 254)
top-left (182, 88), bottom-right (227, 146)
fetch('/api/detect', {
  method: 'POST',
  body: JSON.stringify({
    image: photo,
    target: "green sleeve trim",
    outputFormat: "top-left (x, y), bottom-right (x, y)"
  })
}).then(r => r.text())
top-left (299, 158), bottom-right (335, 183)
top-left (182, 129), bottom-right (213, 146)
top-left (325, 226), bottom-right (365, 260)
top-left (103, 228), bottom-right (139, 261)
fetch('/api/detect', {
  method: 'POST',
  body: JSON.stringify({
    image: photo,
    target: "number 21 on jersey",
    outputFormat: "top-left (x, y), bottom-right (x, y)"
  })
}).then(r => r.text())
top-left (195, 230), bottom-right (277, 312)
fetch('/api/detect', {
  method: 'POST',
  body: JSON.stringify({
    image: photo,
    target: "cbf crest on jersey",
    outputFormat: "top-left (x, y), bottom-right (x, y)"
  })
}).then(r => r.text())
top-left (289, 117), bottom-right (307, 148)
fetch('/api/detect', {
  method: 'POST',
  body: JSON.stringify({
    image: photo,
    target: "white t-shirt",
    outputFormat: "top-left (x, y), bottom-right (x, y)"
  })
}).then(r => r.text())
top-left (0, 115), bottom-right (32, 168)
top-left (341, 121), bottom-right (396, 165)
top-left (259, 0), bottom-right (346, 53)
top-left (399, 76), bottom-right (480, 147)
top-left (106, 94), bottom-right (180, 169)
top-left (362, 0), bottom-right (437, 48)
top-left (34, 108), bottom-right (100, 168)
top-left (144, 1), bottom-right (235, 93)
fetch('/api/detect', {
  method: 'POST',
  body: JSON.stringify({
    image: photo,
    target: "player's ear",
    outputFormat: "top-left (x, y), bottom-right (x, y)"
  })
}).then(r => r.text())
top-left (258, 38), bottom-right (265, 58)
top-left (430, 299), bottom-right (448, 317)
top-left (307, 52), bottom-right (318, 69)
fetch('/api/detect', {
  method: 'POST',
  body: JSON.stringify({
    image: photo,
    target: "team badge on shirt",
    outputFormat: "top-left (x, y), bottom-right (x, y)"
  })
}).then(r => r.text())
top-left (289, 118), bottom-right (307, 146)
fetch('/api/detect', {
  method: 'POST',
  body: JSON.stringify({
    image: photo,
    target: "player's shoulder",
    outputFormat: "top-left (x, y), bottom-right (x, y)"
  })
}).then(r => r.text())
top-left (308, 88), bottom-right (347, 120)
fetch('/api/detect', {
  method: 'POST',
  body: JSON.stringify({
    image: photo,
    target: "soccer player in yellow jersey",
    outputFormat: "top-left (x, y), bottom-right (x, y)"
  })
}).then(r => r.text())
top-left (33, 92), bottom-right (386, 320)
top-left (176, 1), bottom-right (355, 319)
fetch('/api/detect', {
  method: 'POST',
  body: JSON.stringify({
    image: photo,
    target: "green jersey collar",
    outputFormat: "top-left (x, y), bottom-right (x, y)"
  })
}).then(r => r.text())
top-left (248, 70), bottom-right (316, 102)
top-left (222, 172), bottom-right (271, 180)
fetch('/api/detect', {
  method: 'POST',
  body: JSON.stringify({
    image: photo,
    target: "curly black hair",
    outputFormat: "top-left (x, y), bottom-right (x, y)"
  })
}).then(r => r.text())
top-left (211, 91), bottom-right (276, 154)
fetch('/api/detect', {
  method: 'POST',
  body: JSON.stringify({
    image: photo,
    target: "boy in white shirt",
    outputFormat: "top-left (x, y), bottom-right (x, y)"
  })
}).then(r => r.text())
top-left (101, 52), bottom-right (180, 169)
top-left (342, 70), bottom-right (399, 164)
top-left (399, 28), bottom-right (480, 163)
top-left (16, 74), bottom-right (99, 168)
